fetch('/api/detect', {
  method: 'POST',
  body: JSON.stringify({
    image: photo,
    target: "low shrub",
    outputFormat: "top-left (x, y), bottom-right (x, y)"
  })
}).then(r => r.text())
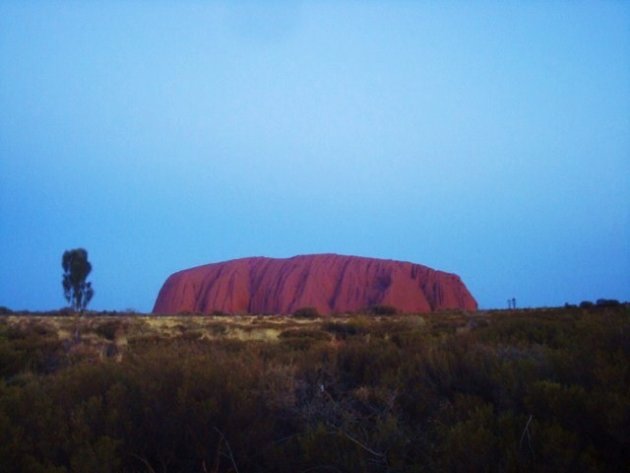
top-left (596, 298), bottom-right (621, 307)
top-left (278, 328), bottom-right (331, 341)
top-left (94, 320), bottom-right (123, 341)
top-left (322, 321), bottom-right (366, 338)
top-left (366, 304), bottom-right (398, 315)
top-left (0, 307), bottom-right (627, 472)
top-left (292, 307), bottom-right (320, 318)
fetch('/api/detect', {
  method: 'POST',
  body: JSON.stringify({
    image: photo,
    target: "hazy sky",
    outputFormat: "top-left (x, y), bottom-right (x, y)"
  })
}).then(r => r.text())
top-left (1, 1), bottom-right (628, 312)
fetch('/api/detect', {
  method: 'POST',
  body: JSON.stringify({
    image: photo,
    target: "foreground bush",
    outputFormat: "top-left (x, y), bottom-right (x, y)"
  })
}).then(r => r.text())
top-left (0, 307), bottom-right (628, 472)
top-left (292, 307), bottom-right (320, 318)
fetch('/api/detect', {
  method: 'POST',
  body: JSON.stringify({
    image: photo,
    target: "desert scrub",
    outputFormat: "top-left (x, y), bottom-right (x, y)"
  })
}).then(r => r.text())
top-left (93, 319), bottom-right (127, 341)
top-left (0, 307), bottom-right (628, 472)
top-left (365, 304), bottom-right (398, 315)
top-left (292, 307), bottom-right (320, 318)
top-left (278, 328), bottom-right (332, 351)
top-left (278, 328), bottom-right (331, 341)
top-left (0, 319), bottom-right (64, 377)
top-left (321, 320), bottom-right (367, 339)
top-left (209, 323), bottom-right (228, 336)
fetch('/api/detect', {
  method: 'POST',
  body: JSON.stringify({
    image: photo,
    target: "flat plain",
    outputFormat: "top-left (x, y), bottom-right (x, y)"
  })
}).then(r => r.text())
top-left (1, 306), bottom-right (627, 472)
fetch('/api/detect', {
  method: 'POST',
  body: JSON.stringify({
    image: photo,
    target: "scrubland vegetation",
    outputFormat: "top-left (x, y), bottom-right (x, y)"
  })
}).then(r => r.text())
top-left (0, 306), bottom-right (627, 472)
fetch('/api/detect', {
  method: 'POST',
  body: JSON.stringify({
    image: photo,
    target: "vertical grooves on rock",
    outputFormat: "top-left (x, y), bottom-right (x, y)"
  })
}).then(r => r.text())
top-left (152, 254), bottom-right (477, 315)
top-left (329, 258), bottom-right (352, 310)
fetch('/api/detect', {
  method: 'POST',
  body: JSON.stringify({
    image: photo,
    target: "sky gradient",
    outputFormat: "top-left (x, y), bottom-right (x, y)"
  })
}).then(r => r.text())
top-left (1, 1), bottom-right (629, 312)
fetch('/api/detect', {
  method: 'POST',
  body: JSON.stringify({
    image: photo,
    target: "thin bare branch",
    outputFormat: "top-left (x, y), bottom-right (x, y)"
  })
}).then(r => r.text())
top-left (520, 414), bottom-right (534, 459)
top-left (338, 429), bottom-right (386, 459)
top-left (131, 454), bottom-right (157, 473)
top-left (214, 427), bottom-right (241, 473)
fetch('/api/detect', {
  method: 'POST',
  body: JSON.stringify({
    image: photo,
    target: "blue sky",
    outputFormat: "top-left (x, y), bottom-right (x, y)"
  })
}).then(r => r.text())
top-left (1, 1), bottom-right (628, 312)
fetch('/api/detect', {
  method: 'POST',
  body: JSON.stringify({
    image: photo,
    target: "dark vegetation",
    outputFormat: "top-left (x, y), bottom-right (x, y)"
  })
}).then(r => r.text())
top-left (366, 305), bottom-right (399, 316)
top-left (61, 249), bottom-right (94, 313)
top-left (0, 305), bottom-right (627, 472)
top-left (292, 307), bottom-right (320, 318)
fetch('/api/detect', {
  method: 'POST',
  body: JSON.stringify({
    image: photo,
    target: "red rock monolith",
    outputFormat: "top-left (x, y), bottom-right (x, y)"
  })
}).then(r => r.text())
top-left (152, 254), bottom-right (477, 315)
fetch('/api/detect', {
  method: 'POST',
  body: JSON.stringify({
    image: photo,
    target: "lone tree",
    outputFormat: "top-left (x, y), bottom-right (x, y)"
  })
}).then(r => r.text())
top-left (62, 248), bottom-right (94, 313)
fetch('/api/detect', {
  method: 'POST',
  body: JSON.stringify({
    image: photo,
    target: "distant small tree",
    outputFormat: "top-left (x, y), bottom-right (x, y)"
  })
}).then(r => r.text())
top-left (62, 248), bottom-right (94, 313)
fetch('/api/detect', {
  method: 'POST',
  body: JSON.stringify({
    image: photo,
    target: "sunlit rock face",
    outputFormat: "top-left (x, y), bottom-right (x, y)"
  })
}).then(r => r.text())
top-left (153, 254), bottom-right (477, 315)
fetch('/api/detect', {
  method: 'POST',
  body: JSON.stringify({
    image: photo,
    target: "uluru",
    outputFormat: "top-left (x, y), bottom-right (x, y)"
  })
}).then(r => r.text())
top-left (153, 254), bottom-right (477, 315)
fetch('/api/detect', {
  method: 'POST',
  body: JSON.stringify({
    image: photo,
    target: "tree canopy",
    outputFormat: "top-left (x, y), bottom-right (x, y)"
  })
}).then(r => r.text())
top-left (62, 248), bottom-right (94, 312)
